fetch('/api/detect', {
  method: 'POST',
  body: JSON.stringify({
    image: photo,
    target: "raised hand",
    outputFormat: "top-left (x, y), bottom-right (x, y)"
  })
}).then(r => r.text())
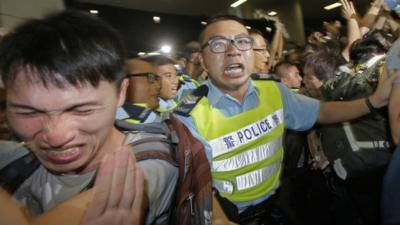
top-left (341, 0), bottom-right (357, 20)
top-left (81, 147), bottom-right (145, 225)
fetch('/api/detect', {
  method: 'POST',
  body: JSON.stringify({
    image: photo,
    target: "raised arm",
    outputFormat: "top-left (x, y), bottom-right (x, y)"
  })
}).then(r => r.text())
top-left (361, 0), bottom-right (383, 28)
top-left (269, 18), bottom-right (285, 70)
top-left (341, 0), bottom-right (362, 61)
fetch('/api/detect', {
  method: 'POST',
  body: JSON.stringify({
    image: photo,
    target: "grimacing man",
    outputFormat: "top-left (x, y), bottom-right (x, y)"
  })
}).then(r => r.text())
top-left (0, 11), bottom-right (177, 225)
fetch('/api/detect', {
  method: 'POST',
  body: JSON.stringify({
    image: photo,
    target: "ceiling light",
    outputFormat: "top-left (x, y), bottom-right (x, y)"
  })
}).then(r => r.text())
top-left (268, 11), bottom-right (277, 16)
top-left (324, 2), bottom-right (342, 10)
top-left (153, 16), bottom-right (161, 23)
top-left (161, 45), bottom-right (172, 53)
top-left (245, 26), bottom-right (251, 30)
top-left (89, 10), bottom-right (98, 14)
top-left (148, 52), bottom-right (161, 56)
top-left (230, 0), bottom-right (247, 8)
top-left (137, 52), bottom-right (146, 56)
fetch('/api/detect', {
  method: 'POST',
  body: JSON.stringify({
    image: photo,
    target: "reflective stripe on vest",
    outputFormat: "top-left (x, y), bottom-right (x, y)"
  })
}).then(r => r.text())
top-left (213, 161), bottom-right (280, 193)
top-left (190, 81), bottom-right (285, 202)
top-left (212, 136), bottom-right (283, 172)
top-left (342, 122), bottom-right (390, 151)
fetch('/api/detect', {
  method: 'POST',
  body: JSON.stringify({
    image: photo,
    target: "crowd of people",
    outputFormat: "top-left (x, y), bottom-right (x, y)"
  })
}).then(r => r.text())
top-left (0, 0), bottom-right (400, 224)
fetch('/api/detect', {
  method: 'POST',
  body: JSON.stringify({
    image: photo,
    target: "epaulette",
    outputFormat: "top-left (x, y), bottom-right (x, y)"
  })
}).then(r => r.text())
top-left (173, 85), bottom-right (208, 117)
top-left (121, 104), bottom-right (153, 123)
top-left (251, 73), bottom-right (281, 82)
top-left (178, 74), bottom-right (193, 83)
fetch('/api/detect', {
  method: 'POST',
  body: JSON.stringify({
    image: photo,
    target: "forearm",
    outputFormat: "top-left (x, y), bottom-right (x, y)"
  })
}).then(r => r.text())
top-left (361, 13), bottom-right (378, 28)
top-left (347, 18), bottom-right (361, 44)
top-left (362, 5), bottom-right (381, 29)
top-left (373, 16), bottom-right (386, 30)
top-left (342, 18), bottom-right (361, 61)
top-left (318, 98), bottom-right (370, 124)
top-left (387, 18), bottom-right (399, 33)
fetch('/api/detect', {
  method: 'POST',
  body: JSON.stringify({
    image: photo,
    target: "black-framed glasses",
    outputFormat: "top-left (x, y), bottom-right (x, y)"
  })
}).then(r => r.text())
top-left (126, 73), bottom-right (161, 83)
top-left (201, 36), bottom-right (253, 53)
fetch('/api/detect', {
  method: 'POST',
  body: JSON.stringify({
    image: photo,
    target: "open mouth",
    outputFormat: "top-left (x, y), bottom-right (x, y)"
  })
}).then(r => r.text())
top-left (171, 86), bottom-right (178, 92)
top-left (45, 146), bottom-right (83, 164)
top-left (224, 63), bottom-right (244, 78)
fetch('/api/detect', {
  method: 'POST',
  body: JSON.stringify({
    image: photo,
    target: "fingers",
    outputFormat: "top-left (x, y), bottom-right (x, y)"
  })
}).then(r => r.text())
top-left (83, 153), bottom-right (114, 222)
top-left (81, 148), bottom-right (144, 225)
top-left (341, 0), bottom-right (356, 18)
top-left (119, 149), bottom-right (137, 208)
top-left (131, 169), bottom-right (145, 225)
top-left (108, 147), bottom-right (130, 208)
top-left (349, 1), bottom-right (356, 14)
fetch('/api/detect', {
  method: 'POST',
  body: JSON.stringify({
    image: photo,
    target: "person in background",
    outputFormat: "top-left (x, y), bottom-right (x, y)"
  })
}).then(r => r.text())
top-left (381, 37), bottom-right (400, 225)
top-left (115, 59), bottom-right (163, 124)
top-left (274, 61), bottom-right (302, 91)
top-left (249, 28), bottom-right (271, 74)
top-left (176, 41), bottom-right (206, 82)
top-left (145, 55), bottom-right (197, 112)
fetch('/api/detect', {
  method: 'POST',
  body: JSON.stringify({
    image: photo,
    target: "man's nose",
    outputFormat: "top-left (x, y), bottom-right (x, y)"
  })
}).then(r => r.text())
top-left (226, 41), bottom-right (241, 56)
top-left (41, 115), bottom-right (75, 148)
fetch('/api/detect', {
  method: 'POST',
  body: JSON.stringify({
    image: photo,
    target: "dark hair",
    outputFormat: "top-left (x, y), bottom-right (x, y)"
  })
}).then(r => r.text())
top-left (248, 28), bottom-right (263, 37)
top-left (349, 30), bottom-right (394, 64)
top-left (177, 42), bottom-right (201, 60)
top-left (249, 28), bottom-right (270, 49)
top-left (199, 14), bottom-right (245, 44)
top-left (0, 10), bottom-right (126, 88)
top-left (305, 50), bottom-right (340, 81)
top-left (144, 55), bottom-right (176, 67)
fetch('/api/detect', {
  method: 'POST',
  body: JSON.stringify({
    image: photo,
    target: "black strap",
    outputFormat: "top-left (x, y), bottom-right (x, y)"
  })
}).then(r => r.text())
top-left (174, 85), bottom-right (208, 117)
top-left (0, 152), bottom-right (40, 194)
top-left (251, 73), bottom-right (281, 82)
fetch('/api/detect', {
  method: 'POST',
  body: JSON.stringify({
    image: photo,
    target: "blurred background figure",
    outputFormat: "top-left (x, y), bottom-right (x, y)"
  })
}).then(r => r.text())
top-left (176, 41), bottom-right (207, 83)
top-left (274, 61), bottom-right (302, 91)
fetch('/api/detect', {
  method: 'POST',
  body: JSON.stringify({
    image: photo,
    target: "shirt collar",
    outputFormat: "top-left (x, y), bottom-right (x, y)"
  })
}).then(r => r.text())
top-left (205, 79), bottom-right (259, 106)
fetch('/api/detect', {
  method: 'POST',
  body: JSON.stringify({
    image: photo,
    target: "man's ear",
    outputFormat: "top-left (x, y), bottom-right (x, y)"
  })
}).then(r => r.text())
top-left (117, 78), bottom-right (129, 107)
top-left (199, 54), bottom-right (208, 73)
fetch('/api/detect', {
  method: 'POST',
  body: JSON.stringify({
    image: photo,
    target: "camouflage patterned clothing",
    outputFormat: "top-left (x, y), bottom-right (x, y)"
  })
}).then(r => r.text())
top-left (322, 55), bottom-right (385, 101)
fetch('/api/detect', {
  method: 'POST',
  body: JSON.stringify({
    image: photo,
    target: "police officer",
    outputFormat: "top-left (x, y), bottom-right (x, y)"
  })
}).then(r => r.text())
top-left (174, 15), bottom-right (399, 224)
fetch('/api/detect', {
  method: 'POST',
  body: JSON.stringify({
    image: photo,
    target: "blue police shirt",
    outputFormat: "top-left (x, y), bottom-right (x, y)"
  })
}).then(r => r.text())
top-left (175, 79), bottom-right (320, 212)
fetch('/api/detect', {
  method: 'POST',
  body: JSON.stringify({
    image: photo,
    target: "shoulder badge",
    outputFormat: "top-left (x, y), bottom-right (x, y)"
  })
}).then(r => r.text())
top-left (122, 104), bottom-right (153, 122)
top-left (173, 85), bottom-right (208, 117)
